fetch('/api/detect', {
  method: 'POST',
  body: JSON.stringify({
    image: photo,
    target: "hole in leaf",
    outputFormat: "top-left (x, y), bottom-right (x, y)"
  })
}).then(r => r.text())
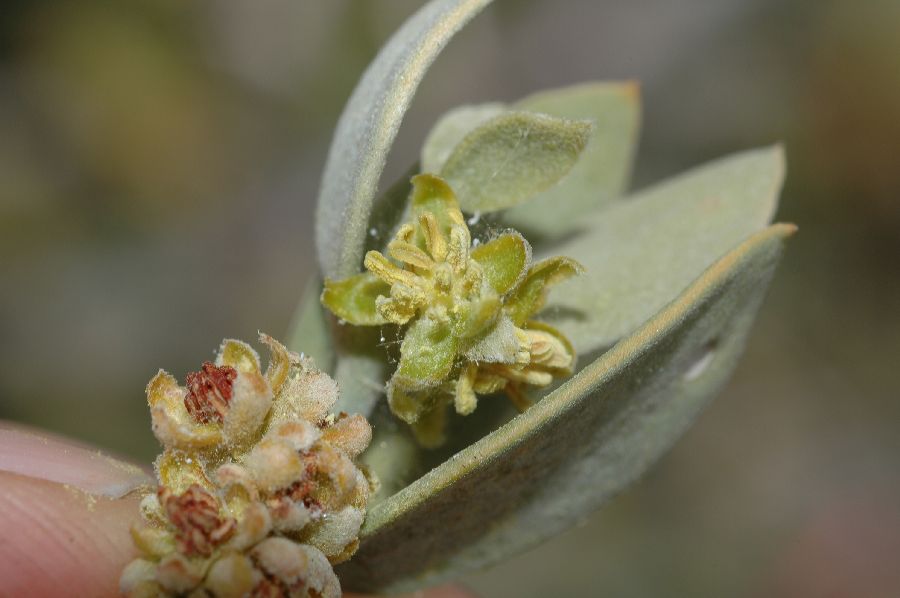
top-left (684, 338), bottom-right (718, 382)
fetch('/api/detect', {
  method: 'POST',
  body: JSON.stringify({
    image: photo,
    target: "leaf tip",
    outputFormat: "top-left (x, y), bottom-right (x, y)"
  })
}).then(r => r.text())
top-left (775, 222), bottom-right (799, 238)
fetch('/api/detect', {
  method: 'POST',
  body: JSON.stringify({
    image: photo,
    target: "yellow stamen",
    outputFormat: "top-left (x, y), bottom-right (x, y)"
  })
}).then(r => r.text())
top-left (419, 213), bottom-right (447, 261)
top-left (447, 225), bottom-right (470, 273)
top-left (364, 251), bottom-right (419, 287)
top-left (454, 364), bottom-right (478, 416)
top-left (388, 240), bottom-right (433, 270)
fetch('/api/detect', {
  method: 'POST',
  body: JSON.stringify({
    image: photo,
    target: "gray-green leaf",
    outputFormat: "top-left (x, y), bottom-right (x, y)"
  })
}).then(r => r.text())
top-left (336, 223), bottom-right (796, 593)
top-left (315, 0), bottom-right (494, 280)
top-left (543, 145), bottom-right (785, 355)
top-left (421, 103), bottom-right (506, 174)
top-left (440, 112), bottom-right (593, 213)
top-left (502, 81), bottom-right (641, 239)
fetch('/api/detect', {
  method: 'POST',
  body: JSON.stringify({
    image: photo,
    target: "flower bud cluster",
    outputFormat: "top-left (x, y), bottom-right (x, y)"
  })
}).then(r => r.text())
top-left (322, 174), bottom-right (582, 446)
top-left (121, 334), bottom-right (374, 598)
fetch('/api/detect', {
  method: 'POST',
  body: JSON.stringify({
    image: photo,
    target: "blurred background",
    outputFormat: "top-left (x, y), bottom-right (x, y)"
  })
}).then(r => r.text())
top-left (1, 0), bottom-right (898, 595)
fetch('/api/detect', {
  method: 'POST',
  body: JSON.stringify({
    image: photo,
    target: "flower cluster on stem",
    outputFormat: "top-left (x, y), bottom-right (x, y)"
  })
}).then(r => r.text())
top-left (322, 174), bottom-right (582, 446)
top-left (121, 334), bottom-right (374, 598)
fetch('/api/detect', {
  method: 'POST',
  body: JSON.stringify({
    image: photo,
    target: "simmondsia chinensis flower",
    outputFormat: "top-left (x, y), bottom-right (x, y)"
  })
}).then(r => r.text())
top-left (322, 174), bottom-right (582, 446)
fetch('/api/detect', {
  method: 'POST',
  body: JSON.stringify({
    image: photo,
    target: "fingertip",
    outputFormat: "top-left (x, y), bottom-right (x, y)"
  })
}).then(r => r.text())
top-left (0, 421), bottom-right (152, 498)
top-left (0, 471), bottom-right (143, 597)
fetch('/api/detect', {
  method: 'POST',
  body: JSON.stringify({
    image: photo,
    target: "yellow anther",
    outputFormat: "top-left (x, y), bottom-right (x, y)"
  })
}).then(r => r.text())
top-left (391, 282), bottom-right (428, 308)
top-left (446, 205), bottom-right (466, 227)
top-left (434, 263), bottom-right (453, 292)
top-left (447, 225), bottom-right (470, 273)
top-left (364, 251), bottom-right (419, 288)
top-left (461, 260), bottom-right (483, 295)
top-left (388, 240), bottom-right (433, 270)
top-left (376, 296), bottom-right (416, 325)
top-left (395, 223), bottom-right (416, 243)
top-left (419, 213), bottom-right (447, 261)
top-left (472, 372), bottom-right (506, 395)
top-left (454, 364), bottom-right (478, 416)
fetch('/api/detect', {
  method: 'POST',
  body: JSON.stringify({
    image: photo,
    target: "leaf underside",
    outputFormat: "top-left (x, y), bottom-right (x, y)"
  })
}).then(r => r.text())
top-left (337, 223), bottom-right (795, 593)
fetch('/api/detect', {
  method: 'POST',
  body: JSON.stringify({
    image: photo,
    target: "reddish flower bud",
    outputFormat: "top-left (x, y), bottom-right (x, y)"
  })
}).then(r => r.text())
top-left (160, 484), bottom-right (235, 557)
top-left (184, 362), bottom-right (238, 423)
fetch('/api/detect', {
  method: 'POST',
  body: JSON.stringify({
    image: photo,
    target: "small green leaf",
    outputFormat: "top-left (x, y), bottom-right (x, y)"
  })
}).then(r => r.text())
top-left (387, 318), bottom-right (458, 425)
top-left (505, 256), bottom-right (583, 326)
top-left (544, 145), bottom-right (785, 355)
top-left (421, 103), bottom-right (506, 173)
top-left (502, 82), bottom-right (641, 239)
top-left (409, 174), bottom-right (464, 240)
top-left (321, 273), bottom-right (391, 326)
top-left (315, 0), bottom-right (494, 279)
top-left (470, 232), bottom-right (531, 295)
top-left (394, 317), bottom-right (458, 387)
top-left (337, 223), bottom-right (796, 593)
top-left (440, 111), bottom-right (593, 213)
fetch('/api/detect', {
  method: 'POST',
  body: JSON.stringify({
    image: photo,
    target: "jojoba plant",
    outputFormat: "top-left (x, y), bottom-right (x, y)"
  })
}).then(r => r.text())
top-left (125, 0), bottom-right (795, 595)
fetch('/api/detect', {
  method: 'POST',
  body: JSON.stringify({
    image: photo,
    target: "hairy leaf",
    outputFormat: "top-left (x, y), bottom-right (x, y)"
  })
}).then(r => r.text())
top-left (505, 256), bottom-right (583, 326)
top-left (470, 232), bottom-right (531, 295)
top-left (395, 317), bottom-right (458, 387)
top-left (321, 273), bottom-right (391, 326)
top-left (421, 103), bottom-right (506, 173)
top-left (410, 174), bottom-right (464, 241)
top-left (441, 112), bottom-right (593, 213)
top-left (502, 82), bottom-right (641, 239)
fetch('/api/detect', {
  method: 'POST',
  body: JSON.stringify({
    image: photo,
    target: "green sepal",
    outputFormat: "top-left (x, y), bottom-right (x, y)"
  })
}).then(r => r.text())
top-left (394, 317), bottom-right (458, 388)
top-left (321, 272), bottom-right (391, 326)
top-left (471, 232), bottom-right (532, 295)
top-left (451, 293), bottom-right (501, 340)
top-left (505, 256), bottom-right (584, 326)
top-left (409, 173), bottom-right (464, 243)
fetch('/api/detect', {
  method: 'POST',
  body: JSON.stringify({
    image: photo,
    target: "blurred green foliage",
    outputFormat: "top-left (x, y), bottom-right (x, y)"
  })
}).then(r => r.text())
top-left (1, 0), bottom-right (898, 596)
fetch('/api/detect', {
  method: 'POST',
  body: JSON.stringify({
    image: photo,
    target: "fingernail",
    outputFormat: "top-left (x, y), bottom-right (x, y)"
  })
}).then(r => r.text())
top-left (0, 422), bottom-right (153, 498)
